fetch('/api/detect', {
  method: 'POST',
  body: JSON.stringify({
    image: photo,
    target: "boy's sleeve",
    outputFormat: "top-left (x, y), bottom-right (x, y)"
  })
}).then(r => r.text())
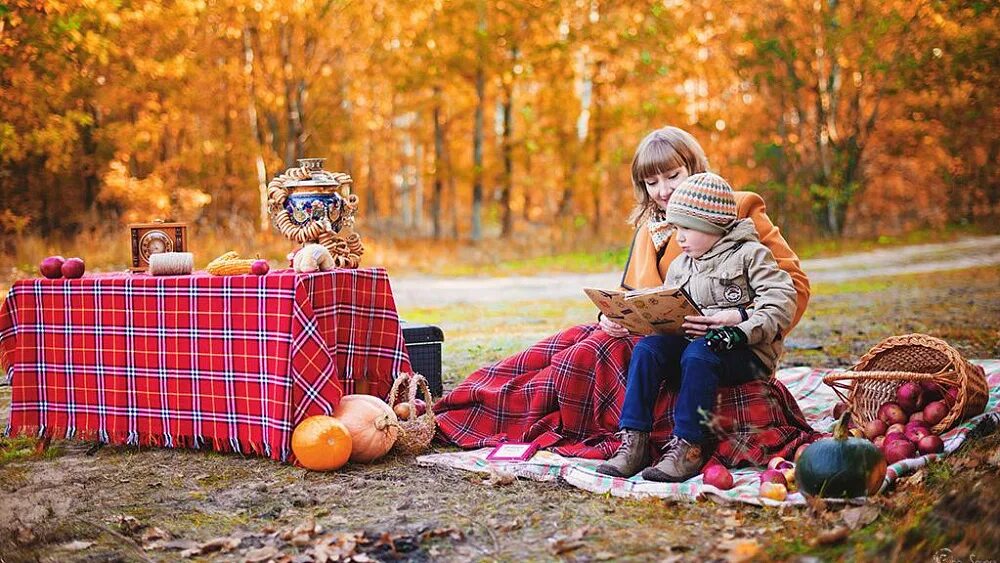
top-left (734, 244), bottom-right (798, 346)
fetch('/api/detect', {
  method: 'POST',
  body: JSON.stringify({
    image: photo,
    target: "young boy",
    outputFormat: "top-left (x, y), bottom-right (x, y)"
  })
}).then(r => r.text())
top-left (597, 172), bottom-right (798, 482)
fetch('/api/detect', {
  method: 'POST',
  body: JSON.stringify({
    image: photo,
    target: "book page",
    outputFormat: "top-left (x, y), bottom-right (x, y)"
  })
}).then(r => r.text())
top-left (623, 286), bottom-right (702, 336)
top-left (582, 287), bottom-right (655, 335)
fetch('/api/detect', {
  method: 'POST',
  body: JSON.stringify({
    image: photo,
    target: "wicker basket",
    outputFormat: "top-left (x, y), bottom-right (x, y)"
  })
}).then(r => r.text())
top-left (823, 334), bottom-right (988, 434)
top-left (387, 372), bottom-right (437, 455)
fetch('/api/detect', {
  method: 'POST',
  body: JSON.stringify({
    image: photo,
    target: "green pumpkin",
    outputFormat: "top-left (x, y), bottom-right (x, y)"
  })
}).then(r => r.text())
top-left (795, 412), bottom-right (887, 498)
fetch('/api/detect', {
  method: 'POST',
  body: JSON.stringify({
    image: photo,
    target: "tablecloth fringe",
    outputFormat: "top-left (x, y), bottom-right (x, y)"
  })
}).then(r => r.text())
top-left (3, 423), bottom-right (289, 462)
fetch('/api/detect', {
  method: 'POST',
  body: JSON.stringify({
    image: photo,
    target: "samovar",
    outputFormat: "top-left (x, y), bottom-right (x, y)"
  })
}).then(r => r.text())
top-left (266, 158), bottom-right (363, 268)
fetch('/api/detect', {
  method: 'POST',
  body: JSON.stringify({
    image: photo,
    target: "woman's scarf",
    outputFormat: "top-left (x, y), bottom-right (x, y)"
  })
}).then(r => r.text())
top-left (647, 212), bottom-right (674, 253)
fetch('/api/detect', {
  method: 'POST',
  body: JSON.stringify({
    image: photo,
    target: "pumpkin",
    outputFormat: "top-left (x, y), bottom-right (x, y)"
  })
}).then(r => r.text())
top-left (795, 412), bottom-right (887, 498)
top-left (292, 415), bottom-right (352, 471)
top-left (332, 394), bottom-right (399, 463)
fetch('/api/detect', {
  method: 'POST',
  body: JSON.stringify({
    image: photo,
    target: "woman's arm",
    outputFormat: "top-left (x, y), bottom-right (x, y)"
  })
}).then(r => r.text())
top-left (736, 191), bottom-right (810, 331)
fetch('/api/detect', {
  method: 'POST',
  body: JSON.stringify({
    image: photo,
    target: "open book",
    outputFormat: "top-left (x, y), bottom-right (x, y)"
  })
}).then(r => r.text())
top-left (584, 286), bottom-right (702, 336)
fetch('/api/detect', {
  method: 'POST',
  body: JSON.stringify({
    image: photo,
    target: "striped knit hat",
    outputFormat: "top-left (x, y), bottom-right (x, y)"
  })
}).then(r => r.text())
top-left (665, 172), bottom-right (737, 235)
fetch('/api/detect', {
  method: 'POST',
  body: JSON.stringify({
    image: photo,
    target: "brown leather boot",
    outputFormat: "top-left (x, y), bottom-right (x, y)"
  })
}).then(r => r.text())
top-left (595, 429), bottom-right (650, 478)
top-left (641, 435), bottom-right (708, 482)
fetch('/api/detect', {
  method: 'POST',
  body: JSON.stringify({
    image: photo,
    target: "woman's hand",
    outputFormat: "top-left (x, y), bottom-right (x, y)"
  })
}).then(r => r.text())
top-left (599, 314), bottom-right (631, 338)
top-left (682, 309), bottom-right (743, 338)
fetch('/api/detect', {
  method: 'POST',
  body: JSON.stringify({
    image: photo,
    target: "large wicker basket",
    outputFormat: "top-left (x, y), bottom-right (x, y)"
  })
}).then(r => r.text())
top-left (822, 334), bottom-right (988, 434)
top-left (387, 373), bottom-right (437, 455)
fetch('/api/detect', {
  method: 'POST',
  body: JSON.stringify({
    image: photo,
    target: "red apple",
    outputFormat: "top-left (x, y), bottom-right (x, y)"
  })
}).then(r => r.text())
top-left (896, 382), bottom-right (925, 414)
top-left (250, 259), bottom-right (270, 276)
top-left (886, 423), bottom-right (906, 436)
top-left (917, 435), bottom-right (944, 455)
top-left (412, 398), bottom-right (427, 416)
top-left (922, 400), bottom-right (949, 427)
top-left (920, 380), bottom-right (943, 402)
top-left (908, 411), bottom-right (924, 424)
top-left (863, 419), bottom-right (888, 440)
top-left (884, 439), bottom-right (917, 464)
top-left (759, 468), bottom-right (787, 487)
top-left (873, 436), bottom-right (885, 449)
top-left (943, 387), bottom-right (959, 407)
top-left (884, 431), bottom-right (908, 445)
top-left (793, 442), bottom-right (810, 463)
top-left (878, 402), bottom-right (908, 426)
top-left (61, 257), bottom-right (85, 279)
top-left (703, 464), bottom-right (734, 490)
top-left (833, 402), bottom-right (849, 419)
top-left (40, 256), bottom-right (65, 279)
top-left (903, 421), bottom-right (931, 443)
top-left (767, 456), bottom-right (794, 471)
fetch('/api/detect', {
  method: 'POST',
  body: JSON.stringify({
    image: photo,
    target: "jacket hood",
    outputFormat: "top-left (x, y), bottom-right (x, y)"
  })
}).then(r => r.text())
top-left (699, 219), bottom-right (758, 260)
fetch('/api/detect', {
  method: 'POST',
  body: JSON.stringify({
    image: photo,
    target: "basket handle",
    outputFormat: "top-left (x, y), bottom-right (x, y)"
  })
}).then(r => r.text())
top-left (821, 368), bottom-right (959, 408)
top-left (387, 372), bottom-right (435, 422)
top-left (821, 368), bottom-right (958, 386)
top-left (406, 373), bottom-right (435, 421)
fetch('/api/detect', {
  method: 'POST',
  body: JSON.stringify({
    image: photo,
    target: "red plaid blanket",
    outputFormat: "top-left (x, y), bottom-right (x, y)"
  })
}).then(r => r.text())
top-left (434, 324), bottom-right (819, 467)
top-left (0, 268), bottom-right (411, 462)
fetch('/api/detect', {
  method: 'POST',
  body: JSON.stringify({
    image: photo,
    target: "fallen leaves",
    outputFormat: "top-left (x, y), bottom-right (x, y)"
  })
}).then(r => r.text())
top-left (128, 518), bottom-right (468, 562)
top-left (812, 525), bottom-right (850, 546)
top-left (61, 540), bottom-right (95, 551)
top-left (841, 504), bottom-right (880, 531)
top-left (718, 538), bottom-right (762, 563)
top-left (484, 467), bottom-right (517, 487)
top-left (546, 526), bottom-right (595, 555)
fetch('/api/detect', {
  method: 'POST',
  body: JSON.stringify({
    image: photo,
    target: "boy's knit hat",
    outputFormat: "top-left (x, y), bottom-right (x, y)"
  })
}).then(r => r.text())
top-left (665, 172), bottom-right (737, 235)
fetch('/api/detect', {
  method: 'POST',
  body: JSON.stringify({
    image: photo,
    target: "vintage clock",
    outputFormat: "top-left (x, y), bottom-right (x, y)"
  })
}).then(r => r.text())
top-left (129, 221), bottom-right (188, 271)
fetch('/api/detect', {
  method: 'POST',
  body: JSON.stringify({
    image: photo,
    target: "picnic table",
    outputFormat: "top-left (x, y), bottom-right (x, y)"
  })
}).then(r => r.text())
top-left (0, 268), bottom-right (411, 462)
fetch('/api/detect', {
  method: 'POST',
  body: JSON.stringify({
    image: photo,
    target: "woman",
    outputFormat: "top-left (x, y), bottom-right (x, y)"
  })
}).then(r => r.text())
top-left (434, 126), bottom-right (817, 467)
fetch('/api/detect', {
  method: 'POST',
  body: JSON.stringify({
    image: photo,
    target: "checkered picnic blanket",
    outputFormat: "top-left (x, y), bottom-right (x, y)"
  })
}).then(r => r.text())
top-left (420, 360), bottom-right (1000, 506)
top-left (0, 268), bottom-right (411, 462)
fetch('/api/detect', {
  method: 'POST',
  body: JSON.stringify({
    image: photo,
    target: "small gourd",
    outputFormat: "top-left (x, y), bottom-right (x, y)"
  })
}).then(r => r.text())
top-left (795, 412), bottom-right (887, 498)
top-left (292, 415), bottom-right (353, 471)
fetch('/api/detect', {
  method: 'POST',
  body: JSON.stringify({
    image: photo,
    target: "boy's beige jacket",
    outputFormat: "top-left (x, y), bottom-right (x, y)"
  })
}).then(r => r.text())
top-left (664, 219), bottom-right (798, 373)
top-left (621, 190), bottom-right (810, 332)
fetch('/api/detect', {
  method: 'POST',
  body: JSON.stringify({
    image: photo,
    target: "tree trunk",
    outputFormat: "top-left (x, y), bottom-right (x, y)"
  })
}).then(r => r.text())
top-left (471, 64), bottom-right (485, 242)
top-left (499, 81), bottom-right (514, 238)
top-left (590, 60), bottom-right (604, 234)
top-left (243, 24), bottom-right (270, 231)
top-left (281, 22), bottom-right (304, 167)
top-left (470, 2), bottom-right (487, 242)
top-left (432, 87), bottom-right (445, 239)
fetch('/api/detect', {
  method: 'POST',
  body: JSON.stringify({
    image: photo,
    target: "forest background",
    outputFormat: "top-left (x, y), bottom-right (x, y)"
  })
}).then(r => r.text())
top-left (0, 0), bottom-right (997, 274)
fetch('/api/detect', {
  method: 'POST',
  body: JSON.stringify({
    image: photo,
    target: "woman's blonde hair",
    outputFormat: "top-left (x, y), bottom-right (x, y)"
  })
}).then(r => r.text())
top-left (627, 126), bottom-right (710, 225)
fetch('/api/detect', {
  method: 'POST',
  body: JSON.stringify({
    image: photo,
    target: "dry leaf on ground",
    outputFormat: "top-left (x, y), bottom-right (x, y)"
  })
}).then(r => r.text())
top-left (244, 545), bottom-right (280, 562)
top-left (812, 526), bottom-right (850, 546)
top-left (61, 540), bottom-right (94, 551)
top-left (718, 538), bottom-right (762, 563)
top-left (841, 505), bottom-right (880, 530)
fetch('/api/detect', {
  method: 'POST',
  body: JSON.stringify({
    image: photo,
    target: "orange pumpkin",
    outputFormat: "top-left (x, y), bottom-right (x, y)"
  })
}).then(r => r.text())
top-left (291, 415), bottom-right (353, 471)
top-left (332, 394), bottom-right (399, 463)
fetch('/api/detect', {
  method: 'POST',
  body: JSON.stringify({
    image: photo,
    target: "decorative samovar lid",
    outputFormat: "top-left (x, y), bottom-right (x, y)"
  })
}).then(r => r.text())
top-left (283, 158), bottom-right (351, 192)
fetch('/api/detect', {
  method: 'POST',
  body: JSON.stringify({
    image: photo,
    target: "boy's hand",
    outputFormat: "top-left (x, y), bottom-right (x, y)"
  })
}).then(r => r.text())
top-left (682, 310), bottom-right (743, 337)
top-left (704, 326), bottom-right (748, 351)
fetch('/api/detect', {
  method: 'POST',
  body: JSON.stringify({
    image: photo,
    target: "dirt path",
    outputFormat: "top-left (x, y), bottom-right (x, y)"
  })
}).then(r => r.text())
top-left (391, 235), bottom-right (1000, 308)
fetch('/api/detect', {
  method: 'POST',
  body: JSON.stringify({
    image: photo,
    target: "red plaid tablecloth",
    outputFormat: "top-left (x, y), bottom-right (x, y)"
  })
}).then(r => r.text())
top-left (0, 268), bottom-right (411, 462)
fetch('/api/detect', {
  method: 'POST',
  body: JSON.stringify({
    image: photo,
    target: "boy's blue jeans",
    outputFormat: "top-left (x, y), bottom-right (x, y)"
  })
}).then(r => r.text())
top-left (618, 334), bottom-right (764, 444)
